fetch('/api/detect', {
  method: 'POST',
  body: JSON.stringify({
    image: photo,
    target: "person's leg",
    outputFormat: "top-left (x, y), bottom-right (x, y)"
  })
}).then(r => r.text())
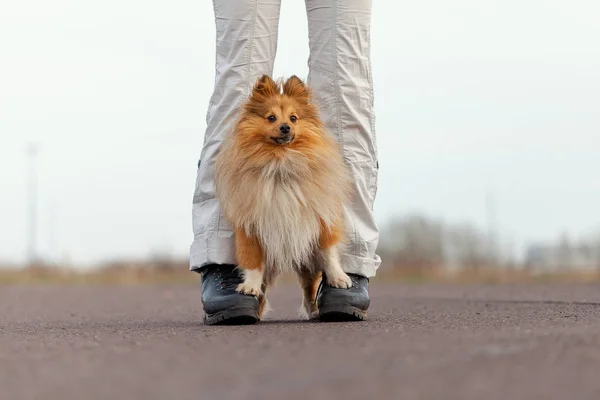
top-left (305, 0), bottom-right (380, 320)
top-left (191, 0), bottom-right (282, 325)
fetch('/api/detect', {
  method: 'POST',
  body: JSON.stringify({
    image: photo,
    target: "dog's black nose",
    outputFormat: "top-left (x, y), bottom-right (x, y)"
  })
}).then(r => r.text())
top-left (279, 123), bottom-right (291, 135)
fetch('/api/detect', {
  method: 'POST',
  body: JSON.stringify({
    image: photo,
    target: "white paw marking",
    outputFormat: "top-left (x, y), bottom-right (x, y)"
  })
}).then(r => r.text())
top-left (320, 246), bottom-right (352, 289)
top-left (236, 268), bottom-right (263, 296)
top-left (327, 271), bottom-right (352, 289)
top-left (236, 281), bottom-right (261, 296)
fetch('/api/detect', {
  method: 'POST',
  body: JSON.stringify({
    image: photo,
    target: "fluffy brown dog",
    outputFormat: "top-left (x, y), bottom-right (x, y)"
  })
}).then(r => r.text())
top-left (215, 75), bottom-right (352, 320)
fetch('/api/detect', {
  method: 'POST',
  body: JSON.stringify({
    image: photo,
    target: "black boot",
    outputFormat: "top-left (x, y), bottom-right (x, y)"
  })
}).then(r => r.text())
top-left (199, 264), bottom-right (259, 325)
top-left (316, 273), bottom-right (370, 321)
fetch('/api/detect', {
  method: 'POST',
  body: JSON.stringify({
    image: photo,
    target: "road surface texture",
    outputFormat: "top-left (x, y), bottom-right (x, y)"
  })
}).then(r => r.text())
top-left (2, 283), bottom-right (600, 400)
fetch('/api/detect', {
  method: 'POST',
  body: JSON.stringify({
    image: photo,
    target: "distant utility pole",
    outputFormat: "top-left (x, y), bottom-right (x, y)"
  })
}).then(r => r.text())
top-left (485, 190), bottom-right (498, 264)
top-left (27, 143), bottom-right (38, 266)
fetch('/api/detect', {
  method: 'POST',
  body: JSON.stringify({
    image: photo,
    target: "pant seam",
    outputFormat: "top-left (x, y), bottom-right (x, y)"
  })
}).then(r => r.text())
top-left (243, 0), bottom-right (259, 100)
top-left (331, 0), bottom-right (357, 257)
top-left (205, 0), bottom-right (220, 138)
top-left (333, 0), bottom-right (344, 157)
top-left (366, 10), bottom-right (378, 201)
top-left (214, 0), bottom-right (259, 246)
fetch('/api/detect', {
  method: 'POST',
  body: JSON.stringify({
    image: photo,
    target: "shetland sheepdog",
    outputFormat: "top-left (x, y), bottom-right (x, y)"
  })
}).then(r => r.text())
top-left (215, 75), bottom-right (352, 320)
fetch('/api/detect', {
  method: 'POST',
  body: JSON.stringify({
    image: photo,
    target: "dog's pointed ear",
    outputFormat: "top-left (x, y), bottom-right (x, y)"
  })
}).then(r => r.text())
top-left (251, 75), bottom-right (279, 101)
top-left (283, 75), bottom-right (310, 102)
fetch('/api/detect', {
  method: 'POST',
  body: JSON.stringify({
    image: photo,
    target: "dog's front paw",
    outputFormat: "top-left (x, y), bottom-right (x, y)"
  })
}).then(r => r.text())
top-left (236, 268), bottom-right (263, 296)
top-left (327, 271), bottom-right (352, 289)
top-left (236, 281), bottom-right (261, 296)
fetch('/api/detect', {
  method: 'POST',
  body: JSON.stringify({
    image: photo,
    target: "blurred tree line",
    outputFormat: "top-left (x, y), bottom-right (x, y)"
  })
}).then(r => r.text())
top-left (377, 214), bottom-right (600, 273)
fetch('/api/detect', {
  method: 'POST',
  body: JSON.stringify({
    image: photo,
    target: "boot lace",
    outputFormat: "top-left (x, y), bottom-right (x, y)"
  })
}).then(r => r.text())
top-left (213, 267), bottom-right (241, 291)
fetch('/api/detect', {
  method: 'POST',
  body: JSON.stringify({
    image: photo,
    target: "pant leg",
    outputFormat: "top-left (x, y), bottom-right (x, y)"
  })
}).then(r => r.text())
top-left (190, 0), bottom-right (282, 271)
top-left (305, 0), bottom-right (381, 277)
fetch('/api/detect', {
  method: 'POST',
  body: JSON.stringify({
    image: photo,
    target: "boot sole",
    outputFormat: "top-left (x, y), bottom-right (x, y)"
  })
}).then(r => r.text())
top-left (318, 304), bottom-right (367, 322)
top-left (203, 306), bottom-right (259, 326)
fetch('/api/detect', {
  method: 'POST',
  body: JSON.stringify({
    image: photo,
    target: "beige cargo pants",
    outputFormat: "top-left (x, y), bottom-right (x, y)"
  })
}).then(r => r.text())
top-left (190, 0), bottom-right (380, 277)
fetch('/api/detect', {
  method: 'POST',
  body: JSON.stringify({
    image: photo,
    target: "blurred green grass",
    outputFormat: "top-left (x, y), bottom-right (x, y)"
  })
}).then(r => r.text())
top-left (2, 260), bottom-right (599, 285)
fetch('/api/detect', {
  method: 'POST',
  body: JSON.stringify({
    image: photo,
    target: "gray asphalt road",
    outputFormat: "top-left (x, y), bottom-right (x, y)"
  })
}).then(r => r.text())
top-left (1, 283), bottom-right (600, 400)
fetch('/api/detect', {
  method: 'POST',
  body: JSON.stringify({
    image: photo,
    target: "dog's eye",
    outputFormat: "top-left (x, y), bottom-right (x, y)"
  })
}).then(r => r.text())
top-left (290, 115), bottom-right (297, 123)
top-left (267, 115), bottom-right (276, 122)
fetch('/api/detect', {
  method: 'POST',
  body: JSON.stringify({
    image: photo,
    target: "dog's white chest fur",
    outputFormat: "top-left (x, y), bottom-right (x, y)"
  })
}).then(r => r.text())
top-left (252, 166), bottom-right (321, 271)
top-left (255, 173), bottom-right (320, 269)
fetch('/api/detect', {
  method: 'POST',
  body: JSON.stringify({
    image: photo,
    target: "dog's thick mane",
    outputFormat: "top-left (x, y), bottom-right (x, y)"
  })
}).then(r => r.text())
top-left (215, 117), bottom-right (350, 282)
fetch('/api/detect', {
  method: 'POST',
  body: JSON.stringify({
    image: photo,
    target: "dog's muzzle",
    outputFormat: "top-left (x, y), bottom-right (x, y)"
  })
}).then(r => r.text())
top-left (272, 134), bottom-right (295, 145)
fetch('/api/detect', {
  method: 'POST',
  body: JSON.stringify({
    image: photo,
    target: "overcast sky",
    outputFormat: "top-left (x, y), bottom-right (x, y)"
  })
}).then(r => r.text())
top-left (1, 0), bottom-right (599, 265)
